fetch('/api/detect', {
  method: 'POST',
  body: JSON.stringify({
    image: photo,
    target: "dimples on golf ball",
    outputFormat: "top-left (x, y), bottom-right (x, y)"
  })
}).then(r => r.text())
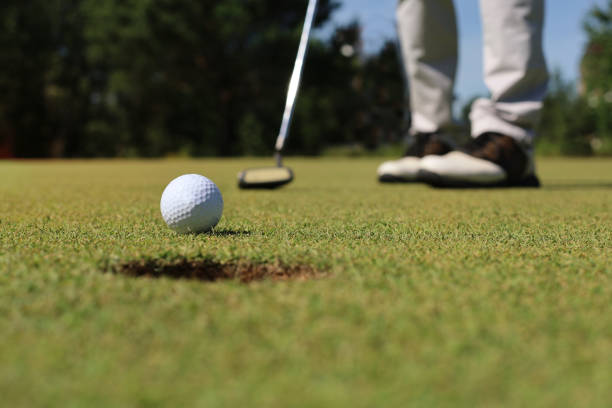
top-left (160, 174), bottom-right (223, 233)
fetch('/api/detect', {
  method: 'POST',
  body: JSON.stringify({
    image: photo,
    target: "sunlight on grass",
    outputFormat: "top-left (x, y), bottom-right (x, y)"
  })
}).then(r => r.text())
top-left (0, 158), bottom-right (611, 407)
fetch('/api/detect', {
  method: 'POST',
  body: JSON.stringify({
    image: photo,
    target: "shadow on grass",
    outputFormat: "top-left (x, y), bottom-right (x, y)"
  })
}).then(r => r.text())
top-left (208, 229), bottom-right (252, 237)
top-left (423, 182), bottom-right (612, 190)
top-left (542, 182), bottom-right (612, 190)
top-left (112, 258), bottom-right (322, 283)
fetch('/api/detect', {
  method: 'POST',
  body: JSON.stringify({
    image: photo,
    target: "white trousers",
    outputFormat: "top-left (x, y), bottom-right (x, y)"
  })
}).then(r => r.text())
top-left (396, 0), bottom-right (549, 146)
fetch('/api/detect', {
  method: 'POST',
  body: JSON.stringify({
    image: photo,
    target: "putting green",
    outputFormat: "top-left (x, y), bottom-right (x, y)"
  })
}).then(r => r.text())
top-left (1, 158), bottom-right (611, 407)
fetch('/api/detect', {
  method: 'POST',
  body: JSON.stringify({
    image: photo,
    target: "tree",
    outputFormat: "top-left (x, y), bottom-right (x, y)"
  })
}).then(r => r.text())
top-left (0, 0), bottom-right (412, 157)
top-left (1, 0), bottom-right (343, 157)
top-left (537, 70), bottom-right (595, 155)
top-left (0, 0), bottom-right (71, 157)
top-left (580, 0), bottom-right (612, 154)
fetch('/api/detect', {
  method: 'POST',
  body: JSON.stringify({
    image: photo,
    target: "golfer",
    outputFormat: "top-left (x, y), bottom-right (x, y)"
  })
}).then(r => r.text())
top-left (378, 0), bottom-right (548, 187)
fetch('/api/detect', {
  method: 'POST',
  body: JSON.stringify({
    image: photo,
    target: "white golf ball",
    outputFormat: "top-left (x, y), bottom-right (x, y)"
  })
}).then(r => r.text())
top-left (160, 174), bottom-right (223, 234)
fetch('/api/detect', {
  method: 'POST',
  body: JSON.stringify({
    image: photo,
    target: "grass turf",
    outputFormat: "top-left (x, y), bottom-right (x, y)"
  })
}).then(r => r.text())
top-left (1, 157), bottom-right (611, 407)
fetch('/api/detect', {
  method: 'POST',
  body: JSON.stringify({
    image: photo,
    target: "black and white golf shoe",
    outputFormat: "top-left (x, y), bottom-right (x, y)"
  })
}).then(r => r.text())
top-left (377, 133), bottom-right (454, 183)
top-left (418, 132), bottom-right (540, 188)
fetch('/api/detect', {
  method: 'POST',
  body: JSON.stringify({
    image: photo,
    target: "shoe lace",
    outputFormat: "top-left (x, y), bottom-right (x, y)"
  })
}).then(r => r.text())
top-left (404, 133), bottom-right (434, 157)
top-left (462, 133), bottom-right (496, 154)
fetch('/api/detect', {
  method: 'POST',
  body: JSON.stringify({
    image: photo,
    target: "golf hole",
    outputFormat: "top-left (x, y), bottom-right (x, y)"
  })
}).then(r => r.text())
top-left (112, 259), bottom-right (323, 283)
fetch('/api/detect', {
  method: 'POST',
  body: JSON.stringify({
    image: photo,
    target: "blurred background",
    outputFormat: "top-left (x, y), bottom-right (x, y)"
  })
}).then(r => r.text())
top-left (1, 0), bottom-right (611, 158)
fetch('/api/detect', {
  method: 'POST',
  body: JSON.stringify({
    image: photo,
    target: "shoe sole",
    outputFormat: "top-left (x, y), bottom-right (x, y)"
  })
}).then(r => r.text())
top-left (417, 170), bottom-right (541, 189)
top-left (378, 174), bottom-right (420, 183)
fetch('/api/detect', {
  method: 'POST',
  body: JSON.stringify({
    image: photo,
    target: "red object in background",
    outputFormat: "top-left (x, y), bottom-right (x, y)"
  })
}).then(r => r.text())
top-left (0, 133), bottom-right (15, 158)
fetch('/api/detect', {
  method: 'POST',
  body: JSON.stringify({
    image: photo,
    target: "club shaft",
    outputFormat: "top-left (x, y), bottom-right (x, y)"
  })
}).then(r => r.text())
top-left (274, 0), bottom-right (318, 153)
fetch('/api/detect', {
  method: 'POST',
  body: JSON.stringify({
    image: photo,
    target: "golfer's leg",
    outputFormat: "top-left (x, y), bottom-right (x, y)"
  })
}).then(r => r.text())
top-left (397, 0), bottom-right (458, 134)
top-left (377, 0), bottom-right (457, 182)
top-left (471, 0), bottom-right (548, 146)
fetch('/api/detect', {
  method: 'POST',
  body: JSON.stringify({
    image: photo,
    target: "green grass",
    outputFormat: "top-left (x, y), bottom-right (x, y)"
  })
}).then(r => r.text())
top-left (1, 157), bottom-right (611, 407)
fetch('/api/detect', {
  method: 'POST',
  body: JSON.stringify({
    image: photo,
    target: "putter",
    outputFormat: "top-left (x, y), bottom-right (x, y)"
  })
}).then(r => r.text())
top-left (238, 0), bottom-right (318, 189)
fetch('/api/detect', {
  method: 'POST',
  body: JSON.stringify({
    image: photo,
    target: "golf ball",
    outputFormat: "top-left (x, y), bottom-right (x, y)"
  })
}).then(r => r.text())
top-left (160, 174), bottom-right (223, 234)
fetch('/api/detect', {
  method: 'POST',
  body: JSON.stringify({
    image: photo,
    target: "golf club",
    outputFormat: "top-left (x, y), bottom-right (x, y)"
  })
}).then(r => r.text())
top-left (238, 0), bottom-right (318, 189)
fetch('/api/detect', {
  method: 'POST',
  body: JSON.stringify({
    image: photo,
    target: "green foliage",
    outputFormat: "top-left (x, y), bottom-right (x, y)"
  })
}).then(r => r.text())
top-left (238, 112), bottom-right (267, 156)
top-left (536, 71), bottom-right (596, 156)
top-left (531, 0), bottom-right (612, 157)
top-left (583, 0), bottom-right (612, 95)
top-left (0, 0), bottom-right (407, 158)
top-left (575, 0), bottom-right (612, 155)
top-left (0, 0), bottom-right (86, 157)
top-left (6, 0), bottom-right (612, 157)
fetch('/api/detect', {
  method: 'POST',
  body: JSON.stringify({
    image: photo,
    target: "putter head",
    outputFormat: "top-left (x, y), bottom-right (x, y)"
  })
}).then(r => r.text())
top-left (237, 166), bottom-right (294, 189)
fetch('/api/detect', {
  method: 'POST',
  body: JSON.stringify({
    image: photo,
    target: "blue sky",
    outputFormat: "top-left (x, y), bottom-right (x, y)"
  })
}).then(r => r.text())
top-left (326, 0), bottom-right (607, 106)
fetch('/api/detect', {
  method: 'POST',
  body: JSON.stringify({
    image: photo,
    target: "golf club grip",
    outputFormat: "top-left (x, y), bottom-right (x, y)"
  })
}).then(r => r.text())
top-left (274, 0), bottom-right (318, 152)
